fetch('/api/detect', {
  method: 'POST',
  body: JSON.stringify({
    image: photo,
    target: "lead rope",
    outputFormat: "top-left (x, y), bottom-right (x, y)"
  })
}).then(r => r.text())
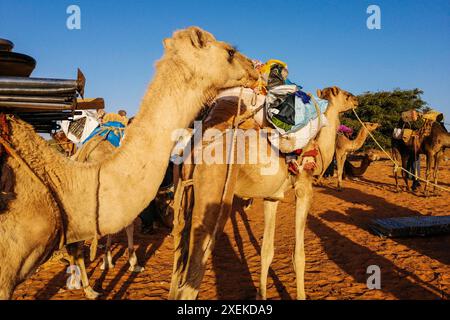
top-left (202, 87), bottom-right (244, 260)
top-left (351, 109), bottom-right (450, 193)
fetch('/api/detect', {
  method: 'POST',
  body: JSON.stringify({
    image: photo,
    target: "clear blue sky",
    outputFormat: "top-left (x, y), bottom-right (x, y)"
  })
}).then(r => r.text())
top-left (1, 0), bottom-right (449, 123)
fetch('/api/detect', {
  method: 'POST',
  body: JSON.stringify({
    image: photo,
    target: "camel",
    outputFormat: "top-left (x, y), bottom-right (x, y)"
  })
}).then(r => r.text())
top-left (391, 120), bottom-right (445, 193)
top-left (335, 122), bottom-right (379, 189)
top-left (0, 26), bottom-right (258, 299)
top-left (65, 133), bottom-right (144, 299)
top-left (169, 86), bottom-right (358, 300)
top-left (343, 152), bottom-right (379, 178)
top-left (421, 122), bottom-right (450, 195)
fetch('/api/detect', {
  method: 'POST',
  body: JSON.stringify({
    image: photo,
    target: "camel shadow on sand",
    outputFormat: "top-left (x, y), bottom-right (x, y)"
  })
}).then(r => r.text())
top-left (310, 186), bottom-right (449, 299)
top-left (34, 222), bottom-right (168, 300)
top-left (209, 199), bottom-right (291, 300)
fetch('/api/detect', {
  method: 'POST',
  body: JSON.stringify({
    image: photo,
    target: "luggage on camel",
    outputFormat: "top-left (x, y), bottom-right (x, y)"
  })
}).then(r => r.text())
top-left (61, 110), bottom-right (100, 144)
top-left (82, 112), bottom-right (128, 147)
top-left (422, 109), bottom-right (444, 122)
top-left (213, 59), bottom-right (329, 154)
top-left (262, 60), bottom-right (328, 152)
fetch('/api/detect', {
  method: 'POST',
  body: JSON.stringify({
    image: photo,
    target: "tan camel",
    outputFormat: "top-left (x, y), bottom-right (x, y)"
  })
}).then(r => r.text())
top-left (335, 122), bottom-right (379, 189)
top-left (0, 26), bottom-right (258, 299)
top-left (422, 122), bottom-right (450, 195)
top-left (66, 134), bottom-right (144, 299)
top-left (343, 152), bottom-right (379, 178)
top-left (169, 86), bottom-right (358, 300)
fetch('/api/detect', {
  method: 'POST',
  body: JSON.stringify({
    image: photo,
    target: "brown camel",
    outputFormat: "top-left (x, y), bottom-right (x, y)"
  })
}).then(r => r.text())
top-left (343, 152), bottom-right (379, 178)
top-left (169, 86), bottom-right (358, 300)
top-left (391, 120), bottom-right (439, 192)
top-left (421, 122), bottom-right (450, 195)
top-left (335, 122), bottom-right (379, 189)
top-left (0, 26), bottom-right (258, 299)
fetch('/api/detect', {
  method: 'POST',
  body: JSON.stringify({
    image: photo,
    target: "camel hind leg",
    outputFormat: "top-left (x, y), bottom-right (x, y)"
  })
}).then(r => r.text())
top-left (66, 242), bottom-right (100, 299)
top-left (258, 199), bottom-right (278, 300)
top-left (125, 223), bottom-right (144, 272)
top-left (169, 164), bottom-right (238, 300)
top-left (432, 150), bottom-right (443, 195)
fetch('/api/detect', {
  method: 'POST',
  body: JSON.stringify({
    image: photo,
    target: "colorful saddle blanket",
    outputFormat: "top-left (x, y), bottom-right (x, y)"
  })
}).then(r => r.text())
top-left (83, 121), bottom-right (125, 147)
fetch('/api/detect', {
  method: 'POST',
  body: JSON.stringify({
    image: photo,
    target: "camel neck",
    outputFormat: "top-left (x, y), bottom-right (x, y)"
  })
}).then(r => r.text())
top-left (97, 61), bottom-right (215, 235)
top-left (352, 127), bottom-right (369, 150)
top-left (442, 132), bottom-right (450, 147)
top-left (314, 102), bottom-right (341, 175)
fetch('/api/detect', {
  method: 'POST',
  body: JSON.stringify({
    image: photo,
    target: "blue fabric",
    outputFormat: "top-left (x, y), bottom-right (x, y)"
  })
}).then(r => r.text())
top-left (290, 94), bottom-right (328, 133)
top-left (285, 78), bottom-right (303, 89)
top-left (295, 90), bottom-right (311, 104)
top-left (83, 121), bottom-right (125, 147)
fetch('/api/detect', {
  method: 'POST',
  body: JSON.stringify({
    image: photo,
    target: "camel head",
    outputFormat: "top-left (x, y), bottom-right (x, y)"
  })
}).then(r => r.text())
top-left (162, 27), bottom-right (259, 91)
top-left (316, 86), bottom-right (358, 113)
top-left (363, 122), bottom-right (380, 132)
top-left (366, 150), bottom-right (380, 162)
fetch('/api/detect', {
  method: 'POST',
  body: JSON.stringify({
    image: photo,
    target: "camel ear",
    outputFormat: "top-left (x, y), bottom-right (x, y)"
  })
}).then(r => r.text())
top-left (318, 88), bottom-right (332, 99)
top-left (188, 27), bottom-right (215, 48)
top-left (331, 86), bottom-right (339, 96)
top-left (163, 38), bottom-right (174, 50)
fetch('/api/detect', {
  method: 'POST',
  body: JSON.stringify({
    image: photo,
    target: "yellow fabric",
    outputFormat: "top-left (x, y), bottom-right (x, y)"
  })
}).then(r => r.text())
top-left (103, 113), bottom-right (129, 126)
top-left (402, 128), bottom-right (413, 145)
top-left (259, 59), bottom-right (287, 76)
top-left (422, 110), bottom-right (444, 122)
top-left (401, 110), bottom-right (419, 122)
top-left (256, 59), bottom-right (288, 95)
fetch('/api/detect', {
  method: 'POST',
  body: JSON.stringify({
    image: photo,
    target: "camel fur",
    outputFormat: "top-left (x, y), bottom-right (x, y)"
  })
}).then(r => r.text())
top-left (169, 86), bottom-right (358, 300)
top-left (335, 122), bottom-right (379, 190)
top-left (0, 26), bottom-right (258, 299)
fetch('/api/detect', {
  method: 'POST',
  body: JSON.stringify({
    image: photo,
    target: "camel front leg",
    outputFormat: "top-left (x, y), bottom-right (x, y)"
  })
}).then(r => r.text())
top-left (336, 152), bottom-right (346, 190)
top-left (258, 199), bottom-right (278, 300)
top-left (100, 235), bottom-right (114, 270)
top-left (67, 242), bottom-right (100, 299)
top-left (294, 175), bottom-right (313, 300)
top-left (125, 223), bottom-right (144, 273)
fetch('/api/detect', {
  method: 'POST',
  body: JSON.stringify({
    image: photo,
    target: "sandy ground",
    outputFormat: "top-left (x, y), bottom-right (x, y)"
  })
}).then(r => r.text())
top-left (13, 158), bottom-right (450, 300)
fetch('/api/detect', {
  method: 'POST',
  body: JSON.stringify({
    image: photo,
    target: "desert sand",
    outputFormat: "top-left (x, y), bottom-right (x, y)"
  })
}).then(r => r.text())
top-left (12, 157), bottom-right (449, 300)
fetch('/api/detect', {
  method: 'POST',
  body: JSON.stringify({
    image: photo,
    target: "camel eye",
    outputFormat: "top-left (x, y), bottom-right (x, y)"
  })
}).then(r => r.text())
top-left (227, 49), bottom-right (235, 61)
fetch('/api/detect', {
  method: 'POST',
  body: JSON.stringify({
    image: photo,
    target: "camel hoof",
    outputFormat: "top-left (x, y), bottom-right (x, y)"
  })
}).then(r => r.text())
top-left (84, 286), bottom-right (100, 300)
top-left (297, 295), bottom-right (307, 300)
top-left (243, 198), bottom-right (253, 211)
top-left (256, 290), bottom-right (266, 300)
top-left (129, 265), bottom-right (144, 273)
top-left (100, 261), bottom-right (115, 270)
